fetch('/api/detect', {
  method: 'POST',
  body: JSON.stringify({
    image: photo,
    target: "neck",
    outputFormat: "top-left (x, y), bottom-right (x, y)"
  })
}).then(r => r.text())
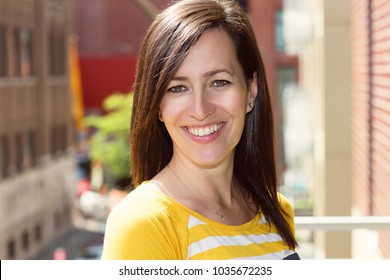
top-left (168, 159), bottom-right (235, 206)
top-left (167, 163), bottom-right (241, 223)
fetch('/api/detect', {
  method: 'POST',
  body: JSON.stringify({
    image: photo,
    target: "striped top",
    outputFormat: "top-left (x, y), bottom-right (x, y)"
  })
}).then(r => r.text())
top-left (101, 182), bottom-right (298, 260)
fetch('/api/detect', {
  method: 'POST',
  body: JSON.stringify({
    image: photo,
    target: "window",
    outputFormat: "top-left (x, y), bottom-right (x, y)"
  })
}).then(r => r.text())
top-left (7, 239), bottom-right (16, 259)
top-left (48, 32), bottom-right (66, 76)
top-left (7, 27), bottom-right (34, 77)
top-left (277, 66), bottom-right (297, 101)
top-left (275, 9), bottom-right (285, 53)
top-left (0, 25), bottom-right (7, 77)
top-left (13, 27), bottom-right (21, 76)
top-left (26, 130), bottom-right (36, 166)
top-left (50, 124), bottom-right (68, 155)
top-left (15, 132), bottom-right (24, 171)
top-left (20, 29), bottom-right (33, 77)
top-left (277, 66), bottom-right (298, 170)
top-left (1, 135), bottom-right (10, 177)
top-left (58, 34), bottom-right (66, 75)
top-left (48, 31), bottom-right (56, 75)
top-left (22, 231), bottom-right (29, 251)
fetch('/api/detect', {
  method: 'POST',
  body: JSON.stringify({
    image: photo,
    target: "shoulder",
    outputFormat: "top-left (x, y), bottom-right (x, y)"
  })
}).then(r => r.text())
top-left (277, 192), bottom-right (295, 232)
top-left (102, 182), bottom-right (188, 259)
top-left (277, 192), bottom-right (293, 212)
top-left (107, 182), bottom-right (176, 225)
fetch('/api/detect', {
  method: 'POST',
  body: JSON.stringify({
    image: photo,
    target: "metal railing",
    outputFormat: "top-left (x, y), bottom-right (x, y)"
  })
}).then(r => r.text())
top-left (294, 216), bottom-right (390, 259)
top-left (295, 216), bottom-right (390, 231)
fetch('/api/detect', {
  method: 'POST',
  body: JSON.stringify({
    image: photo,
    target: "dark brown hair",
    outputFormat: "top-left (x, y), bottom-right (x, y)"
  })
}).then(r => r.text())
top-left (130, 0), bottom-right (297, 249)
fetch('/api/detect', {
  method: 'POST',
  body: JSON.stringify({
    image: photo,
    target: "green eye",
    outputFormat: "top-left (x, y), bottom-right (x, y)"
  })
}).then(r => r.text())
top-left (167, 85), bottom-right (187, 93)
top-left (211, 80), bottom-right (230, 87)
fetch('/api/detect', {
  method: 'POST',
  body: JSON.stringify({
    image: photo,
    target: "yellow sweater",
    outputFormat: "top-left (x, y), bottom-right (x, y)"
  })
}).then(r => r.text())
top-left (101, 183), bottom-right (297, 260)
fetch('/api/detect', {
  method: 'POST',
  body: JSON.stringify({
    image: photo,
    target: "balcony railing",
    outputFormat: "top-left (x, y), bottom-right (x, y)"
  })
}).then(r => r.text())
top-left (294, 216), bottom-right (390, 259)
top-left (295, 216), bottom-right (390, 230)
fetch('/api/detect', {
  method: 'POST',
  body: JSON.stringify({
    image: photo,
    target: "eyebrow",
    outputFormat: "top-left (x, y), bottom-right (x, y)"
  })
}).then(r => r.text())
top-left (171, 69), bottom-right (233, 81)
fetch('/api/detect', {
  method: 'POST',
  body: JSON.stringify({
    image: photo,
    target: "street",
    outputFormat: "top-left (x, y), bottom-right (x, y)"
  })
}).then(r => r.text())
top-left (31, 216), bottom-right (105, 260)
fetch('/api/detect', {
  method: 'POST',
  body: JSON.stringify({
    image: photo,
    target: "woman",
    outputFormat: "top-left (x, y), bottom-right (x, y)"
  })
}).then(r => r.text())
top-left (101, 0), bottom-right (300, 260)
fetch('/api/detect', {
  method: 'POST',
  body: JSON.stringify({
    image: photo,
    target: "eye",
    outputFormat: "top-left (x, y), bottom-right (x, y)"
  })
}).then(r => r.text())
top-left (211, 80), bottom-right (231, 88)
top-left (167, 85), bottom-right (188, 93)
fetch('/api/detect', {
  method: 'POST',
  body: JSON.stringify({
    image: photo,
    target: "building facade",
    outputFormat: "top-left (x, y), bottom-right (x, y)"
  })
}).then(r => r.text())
top-left (69, 0), bottom-right (170, 114)
top-left (248, 0), bottom-right (299, 192)
top-left (281, 0), bottom-right (352, 258)
top-left (351, 0), bottom-right (390, 258)
top-left (0, 0), bottom-right (76, 259)
top-left (289, 0), bottom-right (390, 258)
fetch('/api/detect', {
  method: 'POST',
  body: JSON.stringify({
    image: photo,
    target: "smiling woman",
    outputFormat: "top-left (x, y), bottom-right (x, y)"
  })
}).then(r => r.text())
top-left (101, 0), bottom-right (300, 260)
top-left (159, 28), bottom-right (254, 167)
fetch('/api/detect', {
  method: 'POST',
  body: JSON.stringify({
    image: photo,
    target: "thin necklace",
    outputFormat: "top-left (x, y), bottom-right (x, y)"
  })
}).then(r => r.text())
top-left (168, 164), bottom-right (231, 221)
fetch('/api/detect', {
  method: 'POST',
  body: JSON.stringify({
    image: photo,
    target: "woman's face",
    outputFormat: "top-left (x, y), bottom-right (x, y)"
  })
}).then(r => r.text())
top-left (159, 28), bottom-right (257, 169)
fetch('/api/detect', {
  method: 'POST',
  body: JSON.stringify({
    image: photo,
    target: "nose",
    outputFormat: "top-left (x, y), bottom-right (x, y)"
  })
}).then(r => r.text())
top-left (187, 90), bottom-right (215, 121)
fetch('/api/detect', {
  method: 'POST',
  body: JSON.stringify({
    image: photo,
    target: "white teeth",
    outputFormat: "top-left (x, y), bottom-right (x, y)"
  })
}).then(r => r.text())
top-left (188, 124), bottom-right (222, 136)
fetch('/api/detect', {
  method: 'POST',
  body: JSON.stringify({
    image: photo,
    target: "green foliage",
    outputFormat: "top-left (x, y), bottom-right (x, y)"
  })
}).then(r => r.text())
top-left (84, 92), bottom-right (133, 181)
top-left (294, 199), bottom-right (314, 210)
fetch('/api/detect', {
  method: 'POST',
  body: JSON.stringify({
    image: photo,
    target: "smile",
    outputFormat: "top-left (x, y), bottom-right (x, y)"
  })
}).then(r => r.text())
top-left (187, 123), bottom-right (223, 137)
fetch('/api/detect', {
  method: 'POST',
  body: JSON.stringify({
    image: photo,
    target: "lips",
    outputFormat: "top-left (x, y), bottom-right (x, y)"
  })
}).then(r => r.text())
top-left (187, 123), bottom-right (223, 137)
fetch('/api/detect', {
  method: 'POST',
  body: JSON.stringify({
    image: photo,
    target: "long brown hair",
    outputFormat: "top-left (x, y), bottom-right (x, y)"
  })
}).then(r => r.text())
top-left (130, 0), bottom-right (297, 249)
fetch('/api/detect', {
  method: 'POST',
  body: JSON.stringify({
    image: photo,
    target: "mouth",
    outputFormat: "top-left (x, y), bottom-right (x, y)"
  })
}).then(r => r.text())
top-left (186, 123), bottom-right (223, 137)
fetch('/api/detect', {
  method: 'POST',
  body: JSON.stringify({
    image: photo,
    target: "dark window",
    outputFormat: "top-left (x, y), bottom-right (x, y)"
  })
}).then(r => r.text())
top-left (22, 231), bottom-right (29, 251)
top-left (1, 136), bottom-right (10, 177)
top-left (48, 31), bottom-right (56, 75)
top-left (15, 132), bottom-right (24, 171)
top-left (7, 239), bottom-right (16, 259)
top-left (13, 27), bottom-right (21, 76)
top-left (51, 124), bottom-right (68, 155)
top-left (27, 130), bottom-right (36, 166)
top-left (58, 34), bottom-right (66, 75)
top-left (20, 29), bottom-right (33, 77)
top-left (0, 25), bottom-right (8, 77)
top-left (48, 32), bottom-right (66, 76)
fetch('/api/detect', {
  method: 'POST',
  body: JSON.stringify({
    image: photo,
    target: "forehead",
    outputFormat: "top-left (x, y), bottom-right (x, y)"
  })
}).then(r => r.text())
top-left (174, 28), bottom-right (242, 76)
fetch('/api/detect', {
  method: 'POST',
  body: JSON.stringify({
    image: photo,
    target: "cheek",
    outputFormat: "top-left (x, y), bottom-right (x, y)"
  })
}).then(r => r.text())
top-left (219, 91), bottom-right (248, 114)
top-left (160, 97), bottom-right (185, 121)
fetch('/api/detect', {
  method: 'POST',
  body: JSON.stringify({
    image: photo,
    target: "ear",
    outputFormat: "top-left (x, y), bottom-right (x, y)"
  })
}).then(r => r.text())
top-left (158, 111), bottom-right (164, 122)
top-left (246, 73), bottom-right (258, 113)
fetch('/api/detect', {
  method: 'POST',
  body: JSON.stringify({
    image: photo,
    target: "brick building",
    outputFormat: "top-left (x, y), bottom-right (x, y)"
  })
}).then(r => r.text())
top-left (69, 0), bottom-right (170, 114)
top-left (249, 0), bottom-right (299, 180)
top-left (351, 0), bottom-right (390, 258)
top-left (0, 0), bottom-right (76, 259)
top-left (292, 0), bottom-right (390, 258)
